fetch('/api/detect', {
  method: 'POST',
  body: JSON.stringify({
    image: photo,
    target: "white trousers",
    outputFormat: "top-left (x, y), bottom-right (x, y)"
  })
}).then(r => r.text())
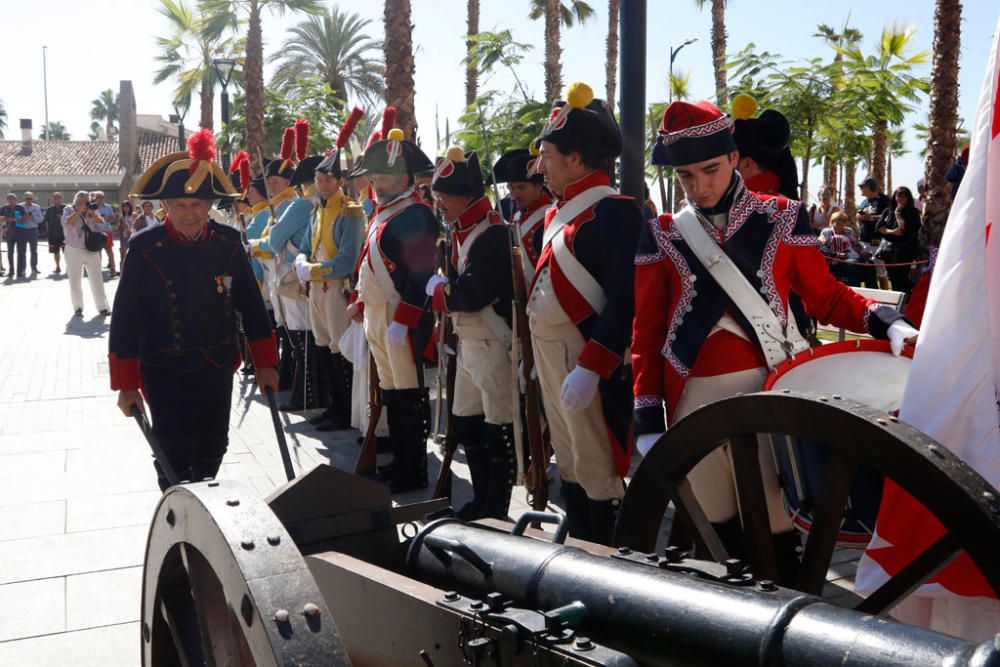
top-left (65, 245), bottom-right (109, 312)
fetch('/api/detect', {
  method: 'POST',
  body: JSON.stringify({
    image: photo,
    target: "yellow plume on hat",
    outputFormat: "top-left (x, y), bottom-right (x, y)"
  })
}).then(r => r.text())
top-left (731, 93), bottom-right (758, 120)
top-left (445, 145), bottom-right (465, 162)
top-left (566, 81), bottom-right (594, 109)
top-left (528, 143), bottom-right (540, 157)
top-left (387, 128), bottom-right (405, 141)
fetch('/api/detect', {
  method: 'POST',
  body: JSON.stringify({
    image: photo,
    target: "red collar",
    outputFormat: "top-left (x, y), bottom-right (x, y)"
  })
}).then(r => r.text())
top-left (455, 196), bottom-right (493, 232)
top-left (561, 170), bottom-right (611, 202)
top-left (522, 194), bottom-right (553, 218)
top-left (375, 188), bottom-right (418, 216)
top-left (165, 217), bottom-right (208, 245)
top-left (744, 170), bottom-right (782, 196)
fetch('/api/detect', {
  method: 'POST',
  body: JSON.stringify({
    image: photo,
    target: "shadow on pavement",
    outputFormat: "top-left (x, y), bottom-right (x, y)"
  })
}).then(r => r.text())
top-left (64, 314), bottom-right (110, 338)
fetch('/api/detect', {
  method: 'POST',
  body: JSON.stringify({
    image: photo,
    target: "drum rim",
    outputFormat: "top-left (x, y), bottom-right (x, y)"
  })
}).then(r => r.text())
top-left (763, 339), bottom-right (914, 392)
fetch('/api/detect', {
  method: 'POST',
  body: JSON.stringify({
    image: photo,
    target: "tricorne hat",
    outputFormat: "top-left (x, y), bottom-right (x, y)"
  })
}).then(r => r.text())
top-left (651, 100), bottom-right (737, 168)
top-left (131, 129), bottom-right (236, 200)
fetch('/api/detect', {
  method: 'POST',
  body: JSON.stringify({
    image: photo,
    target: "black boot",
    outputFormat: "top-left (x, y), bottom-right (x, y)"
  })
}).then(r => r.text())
top-left (279, 330), bottom-right (306, 411)
top-left (454, 415), bottom-right (487, 520)
top-left (773, 530), bottom-right (803, 587)
top-left (387, 388), bottom-right (430, 494)
top-left (587, 497), bottom-right (621, 547)
top-left (302, 331), bottom-right (326, 411)
top-left (560, 480), bottom-right (592, 542)
top-left (316, 352), bottom-right (353, 431)
top-left (376, 389), bottom-right (400, 482)
top-left (481, 422), bottom-right (517, 520)
top-left (278, 327), bottom-right (295, 391)
top-left (309, 347), bottom-right (335, 425)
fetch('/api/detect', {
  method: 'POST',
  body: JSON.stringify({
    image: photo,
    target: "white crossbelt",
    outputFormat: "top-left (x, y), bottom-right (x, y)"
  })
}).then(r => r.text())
top-left (539, 185), bottom-right (617, 314)
top-left (366, 192), bottom-right (418, 312)
top-left (672, 205), bottom-right (808, 370)
top-left (455, 220), bottom-right (512, 348)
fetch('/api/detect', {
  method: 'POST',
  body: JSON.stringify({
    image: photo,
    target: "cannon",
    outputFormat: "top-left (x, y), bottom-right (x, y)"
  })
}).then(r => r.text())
top-left (139, 392), bottom-right (1000, 665)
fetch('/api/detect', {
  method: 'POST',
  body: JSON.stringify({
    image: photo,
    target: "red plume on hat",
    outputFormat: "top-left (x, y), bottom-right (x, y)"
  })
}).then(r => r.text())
top-left (280, 127), bottom-right (295, 162)
top-left (337, 107), bottom-right (364, 149)
top-left (230, 150), bottom-right (251, 191)
top-left (187, 128), bottom-right (217, 165)
top-left (229, 150), bottom-right (248, 175)
top-left (294, 118), bottom-right (310, 160)
top-left (380, 107), bottom-right (397, 139)
top-left (365, 131), bottom-right (382, 152)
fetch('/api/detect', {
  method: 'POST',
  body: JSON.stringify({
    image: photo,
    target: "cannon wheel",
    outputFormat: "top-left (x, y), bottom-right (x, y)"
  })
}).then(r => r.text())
top-left (614, 391), bottom-right (1000, 615)
top-left (141, 479), bottom-right (351, 666)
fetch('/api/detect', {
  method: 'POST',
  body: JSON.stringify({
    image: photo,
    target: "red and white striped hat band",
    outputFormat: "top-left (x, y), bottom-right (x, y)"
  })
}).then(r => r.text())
top-left (661, 114), bottom-right (734, 147)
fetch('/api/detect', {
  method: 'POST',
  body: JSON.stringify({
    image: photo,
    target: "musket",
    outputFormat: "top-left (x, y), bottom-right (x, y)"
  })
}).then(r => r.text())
top-left (256, 148), bottom-right (279, 223)
top-left (431, 229), bottom-right (459, 502)
top-left (130, 406), bottom-right (181, 487)
top-left (354, 353), bottom-right (382, 477)
top-left (472, 100), bottom-right (549, 511)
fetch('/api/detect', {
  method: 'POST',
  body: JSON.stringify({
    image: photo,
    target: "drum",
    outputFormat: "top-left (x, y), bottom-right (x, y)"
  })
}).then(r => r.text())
top-left (763, 339), bottom-right (913, 548)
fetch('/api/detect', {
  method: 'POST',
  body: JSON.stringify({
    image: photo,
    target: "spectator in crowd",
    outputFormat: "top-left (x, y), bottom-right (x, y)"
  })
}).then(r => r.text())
top-left (808, 186), bottom-right (840, 234)
top-left (134, 200), bottom-right (159, 234)
top-left (857, 176), bottom-right (891, 244)
top-left (819, 211), bottom-right (867, 286)
top-left (90, 191), bottom-right (118, 278)
top-left (44, 192), bottom-right (67, 274)
top-left (915, 178), bottom-right (926, 212)
top-left (2, 194), bottom-right (27, 278)
top-left (62, 191), bottom-right (111, 317)
top-left (118, 200), bottom-right (135, 266)
top-left (876, 185), bottom-right (921, 295)
top-left (944, 146), bottom-right (969, 199)
top-left (19, 191), bottom-right (43, 277)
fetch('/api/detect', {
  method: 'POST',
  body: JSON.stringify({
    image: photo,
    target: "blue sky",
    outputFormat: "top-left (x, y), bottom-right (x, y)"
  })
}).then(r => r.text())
top-left (0, 1), bottom-right (996, 203)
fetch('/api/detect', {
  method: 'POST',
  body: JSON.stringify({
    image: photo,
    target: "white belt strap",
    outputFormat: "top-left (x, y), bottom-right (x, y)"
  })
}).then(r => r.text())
top-left (365, 194), bottom-right (418, 311)
top-left (478, 307), bottom-right (513, 348)
top-left (550, 230), bottom-right (607, 314)
top-left (541, 186), bottom-right (618, 249)
top-left (673, 206), bottom-right (808, 369)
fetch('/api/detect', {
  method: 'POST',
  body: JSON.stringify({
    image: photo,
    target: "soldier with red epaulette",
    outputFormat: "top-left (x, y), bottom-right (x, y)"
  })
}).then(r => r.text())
top-left (492, 148), bottom-right (552, 281)
top-left (633, 100), bottom-right (918, 571)
top-left (346, 114), bottom-right (439, 493)
top-left (425, 147), bottom-right (517, 520)
top-left (528, 81), bottom-right (644, 545)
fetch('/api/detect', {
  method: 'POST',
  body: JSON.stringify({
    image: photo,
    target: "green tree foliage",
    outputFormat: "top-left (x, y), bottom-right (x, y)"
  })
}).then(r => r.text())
top-left (40, 122), bottom-right (70, 140)
top-left (90, 89), bottom-right (118, 140)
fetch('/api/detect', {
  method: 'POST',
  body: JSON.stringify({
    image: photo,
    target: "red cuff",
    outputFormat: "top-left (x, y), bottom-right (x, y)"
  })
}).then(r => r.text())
top-left (248, 331), bottom-right (279, 369)
top-left (109, 353), bottom-right (141, 391)
top-left (393, 301), bottom-right (424, 328)
top-left (348, 290), bottom-right (359, 305)
top-left (577, 340), bottom-right (621, 379)
top-left (432, 283), bottom-right (449, 313)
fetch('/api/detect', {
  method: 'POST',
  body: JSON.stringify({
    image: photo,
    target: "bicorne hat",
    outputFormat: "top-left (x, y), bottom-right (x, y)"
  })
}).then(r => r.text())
top-left (431, 147), bottom-right (485, 199)
top-left (131, 128), bottom-right (236, 200)
top-left (492, 148), bottom-right (544, 185)
top-left (535, 81), bottom-right (622, 160)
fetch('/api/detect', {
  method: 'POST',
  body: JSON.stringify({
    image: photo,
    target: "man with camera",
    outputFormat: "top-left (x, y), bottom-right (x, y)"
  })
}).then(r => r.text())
top-left (61, 190), bottom-right (111, 316)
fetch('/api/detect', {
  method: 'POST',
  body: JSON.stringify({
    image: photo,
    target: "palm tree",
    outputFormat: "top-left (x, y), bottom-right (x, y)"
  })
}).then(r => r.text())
top-left (0, 99), bottom-right (7, 138)
top-left (886, 127), bottom-right (906, 193)
top-left (815, 18), bottom-right (863, 190)
top-left (269, 6), bottom-right (383, 109)
top-left (155, 0), bottom-right (240, 131)
top-left (201, 0), bottom-right (323, 164)
top-left (466, 0), bottom-right (480, 106)
top-left (90, 89), bottom-right (118, 140)
top-left (842, 24), bottom-right (929, 193)
top-left (40, 122), bottom-right (70, 140)
top-left (694, 0), bottom-right (727, 106)
top-left (606, 0), bottom-right (619, 104)
top-left (924, 0), bottom-right (962, 210)
top-left (87, 121), bottom-right (104, 141)
top-left (384, 0), bottom-right (417, 139)
top-left (529, 0), bottom-right (595, 101)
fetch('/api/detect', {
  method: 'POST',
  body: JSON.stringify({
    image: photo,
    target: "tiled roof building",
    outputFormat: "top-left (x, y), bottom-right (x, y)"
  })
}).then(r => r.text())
top-left (0, 81), bottom-right (180, 206)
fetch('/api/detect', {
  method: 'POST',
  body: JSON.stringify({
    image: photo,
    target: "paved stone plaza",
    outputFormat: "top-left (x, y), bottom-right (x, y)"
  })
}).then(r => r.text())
top-left (0, 253), bottom-right (534, 666)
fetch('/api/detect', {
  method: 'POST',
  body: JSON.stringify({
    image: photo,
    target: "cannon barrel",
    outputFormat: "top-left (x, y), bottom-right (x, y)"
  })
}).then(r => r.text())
top-left (407, 518), bottom-right (1000, 667)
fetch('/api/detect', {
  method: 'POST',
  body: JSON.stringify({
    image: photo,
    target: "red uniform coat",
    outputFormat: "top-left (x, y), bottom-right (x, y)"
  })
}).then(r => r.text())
top-left (631, 175), bottom-right (906, 436)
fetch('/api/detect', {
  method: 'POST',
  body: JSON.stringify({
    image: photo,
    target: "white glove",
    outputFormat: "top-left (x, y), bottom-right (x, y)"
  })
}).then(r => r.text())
top-left (518, 360), bottom-right (538, 394)
top-left (560, 365), bottom-right (600, 411)
top-left (294, 256), bottom-right (313, 283)
top-left (426, 275), bottom-right (449, 296)
top-left (636, 433), bottom-right (665, 457)
top-left (887, 321), bottom-right (919, 357)
top-left (387, 321), bottom-right (409, 348)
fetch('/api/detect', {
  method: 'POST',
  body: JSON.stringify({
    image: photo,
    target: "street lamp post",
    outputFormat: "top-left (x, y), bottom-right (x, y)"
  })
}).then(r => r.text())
top-left (666, 38), bottom-right (697, 209)
top-left (173, 101), bottom-right (189, 151)
top-left (212, 58), bottom-right (237, 173)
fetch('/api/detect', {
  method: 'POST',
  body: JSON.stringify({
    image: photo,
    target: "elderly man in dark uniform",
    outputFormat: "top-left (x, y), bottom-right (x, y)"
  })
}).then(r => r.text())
top-left (109, 129), bottom-right (279, 491)
top-left (528, 81), bottom-right (644, 544)
top-left (426, 146), bottom-right (517, 519)
top-left (347, 122), bottom-right (439, 493)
